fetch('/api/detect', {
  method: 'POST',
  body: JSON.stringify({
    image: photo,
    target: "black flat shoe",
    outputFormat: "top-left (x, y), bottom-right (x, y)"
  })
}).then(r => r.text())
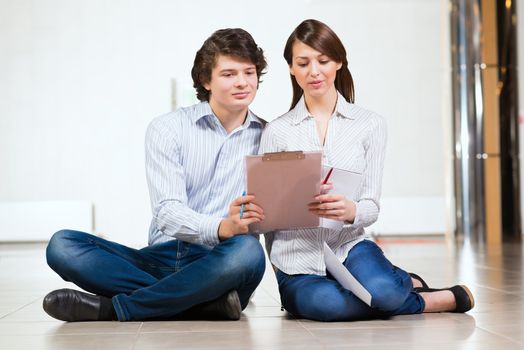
top-left (415, 285), bottom-right (475, 313)
top-left (449, 285), bottom-right (475, 312)
top-left (187, 290), bottom-right (242, 320)
top-left (409, 272), bottom-right (429, 289)
top-left (43, 288), bottom-right (115, 322)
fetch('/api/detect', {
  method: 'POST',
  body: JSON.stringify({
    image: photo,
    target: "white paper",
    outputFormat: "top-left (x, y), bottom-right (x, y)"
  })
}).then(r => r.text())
top-left (320, 166), bottom-right (363, 229)
top-left (323, 242), bottom-right (372, 306)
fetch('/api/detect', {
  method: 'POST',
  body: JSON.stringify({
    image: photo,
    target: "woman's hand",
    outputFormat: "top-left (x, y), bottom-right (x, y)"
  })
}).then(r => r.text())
top-left (218, 194), bottom-right (265, 240)
top-left (309, 183), bottom-right (356, 223)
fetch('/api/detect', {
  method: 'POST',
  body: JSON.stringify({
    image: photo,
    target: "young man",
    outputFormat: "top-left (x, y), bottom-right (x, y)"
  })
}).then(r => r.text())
top-left (43, 28), bottom-right (267, 322)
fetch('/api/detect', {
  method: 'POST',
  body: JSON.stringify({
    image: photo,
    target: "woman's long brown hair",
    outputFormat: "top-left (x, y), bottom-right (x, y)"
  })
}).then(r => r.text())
top-left (283, 19), bottom-right (355, 110)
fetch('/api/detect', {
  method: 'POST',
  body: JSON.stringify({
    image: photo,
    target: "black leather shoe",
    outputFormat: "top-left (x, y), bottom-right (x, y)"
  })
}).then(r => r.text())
top-left (43, 288), bottom-right (113, 322)
top-left (415, 285), bottom-right (475, 313)
top-left (187, 290), bottom-right (242, 320)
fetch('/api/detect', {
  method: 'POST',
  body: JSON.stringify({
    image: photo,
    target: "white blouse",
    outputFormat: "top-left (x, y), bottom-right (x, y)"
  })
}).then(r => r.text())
top-left (259, 93), bottom-right (387, 275)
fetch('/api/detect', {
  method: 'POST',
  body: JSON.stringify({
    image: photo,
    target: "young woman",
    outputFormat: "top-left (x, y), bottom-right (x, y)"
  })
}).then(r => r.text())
top-left (259, 19), bottom-right (474, 321)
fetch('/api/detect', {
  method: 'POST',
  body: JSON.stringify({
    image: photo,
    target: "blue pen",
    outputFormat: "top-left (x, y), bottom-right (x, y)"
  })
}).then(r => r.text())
top-left (239, 191), bottom-right (246, 219)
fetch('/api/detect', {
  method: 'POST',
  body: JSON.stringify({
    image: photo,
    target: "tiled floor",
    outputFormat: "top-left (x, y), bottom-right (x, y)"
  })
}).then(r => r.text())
top-left (1, 236), bottom-right (523, 349)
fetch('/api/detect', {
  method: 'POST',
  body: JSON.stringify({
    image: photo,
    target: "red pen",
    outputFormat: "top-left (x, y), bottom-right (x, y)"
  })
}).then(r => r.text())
top-left (318, 167), bottom-right (334, 198)
top-left (322, 167), bottom-right (334, 184)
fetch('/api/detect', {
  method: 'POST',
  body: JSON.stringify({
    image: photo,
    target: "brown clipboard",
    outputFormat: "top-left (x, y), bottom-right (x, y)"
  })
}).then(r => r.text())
top-left (245, 151), bottom-right (323, 232)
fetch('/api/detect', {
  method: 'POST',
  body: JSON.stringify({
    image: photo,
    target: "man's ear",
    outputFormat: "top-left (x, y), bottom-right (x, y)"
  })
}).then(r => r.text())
top-left (203, 81), bottom-right (210, 90)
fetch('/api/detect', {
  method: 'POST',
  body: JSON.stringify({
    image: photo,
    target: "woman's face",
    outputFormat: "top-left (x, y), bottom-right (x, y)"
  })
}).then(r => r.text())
top-left (289, 40), bottom-right (342, 99)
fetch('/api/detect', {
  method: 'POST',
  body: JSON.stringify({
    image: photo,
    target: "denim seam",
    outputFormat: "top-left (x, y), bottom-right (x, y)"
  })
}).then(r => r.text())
top-left (175, 240), bottom-right (189, 272)
top-left (417, 292), bottom-right (426, 313)
top-left (112, 295), bottom-right (129, 321)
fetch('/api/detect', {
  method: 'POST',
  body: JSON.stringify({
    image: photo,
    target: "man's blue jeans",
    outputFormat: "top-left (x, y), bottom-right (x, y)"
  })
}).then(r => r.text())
top-left (46, 230), bottom-right (266, 321)
top-left (276, 239), bottom-right (425, 321)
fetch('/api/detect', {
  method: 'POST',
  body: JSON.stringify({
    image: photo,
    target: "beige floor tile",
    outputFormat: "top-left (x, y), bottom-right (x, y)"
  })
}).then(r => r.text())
top-left (138, 317), bottom-right (302, 333)
top-left (298, 312), bottom-right (477, 330)
top-left (134, 329), bottom-right (322, 350)
top-left (0, 334), bottom-right (136, 350)
top-left (324, 339), bottom-right (523, 350)
top-left (308, 325), bottom-right (506, 347)
top-left (0, 319), bottom-right (140, 335)
top-left (242, 305), bottom-right (288, 318)
top-left (0, 299), bottom-right (59, 322)
top-left (476, 324), bottom-right (524, 344)
top-left (2, 240), bottom-right (524, 348)
top-left (472, 309), bottom-right (524, 326)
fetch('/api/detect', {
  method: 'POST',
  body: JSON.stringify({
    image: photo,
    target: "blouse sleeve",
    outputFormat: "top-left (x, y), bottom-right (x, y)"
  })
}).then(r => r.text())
top-left (347, 114), bottom-right (387, 229)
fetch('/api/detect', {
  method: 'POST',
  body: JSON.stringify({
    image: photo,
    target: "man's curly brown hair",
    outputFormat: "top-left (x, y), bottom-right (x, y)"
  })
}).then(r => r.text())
top-left (191, 28), bottom-right (267, 102)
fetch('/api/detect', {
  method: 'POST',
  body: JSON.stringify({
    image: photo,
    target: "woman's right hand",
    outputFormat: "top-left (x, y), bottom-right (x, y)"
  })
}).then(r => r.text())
top-left (309, 182), bottom-right (357, 223)
top-left (319, 182), bottom-right (333, 194)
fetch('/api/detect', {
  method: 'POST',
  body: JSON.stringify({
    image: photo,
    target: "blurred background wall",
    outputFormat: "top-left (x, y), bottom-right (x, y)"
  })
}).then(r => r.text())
top-left (0, 0), bottom-right (522, 246)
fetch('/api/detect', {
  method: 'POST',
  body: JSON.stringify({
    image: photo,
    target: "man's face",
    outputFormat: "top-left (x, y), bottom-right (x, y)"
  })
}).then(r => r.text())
top-left (204, 55), bottom-right (258, 114)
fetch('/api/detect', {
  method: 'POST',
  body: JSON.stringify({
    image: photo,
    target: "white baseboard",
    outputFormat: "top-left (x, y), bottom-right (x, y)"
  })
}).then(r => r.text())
top-left (368, 196), bottom-right (446, 235)
top-left (0, 201), bottom-right (93, 241)
top-left (0, 197), bottom-right (445, 241)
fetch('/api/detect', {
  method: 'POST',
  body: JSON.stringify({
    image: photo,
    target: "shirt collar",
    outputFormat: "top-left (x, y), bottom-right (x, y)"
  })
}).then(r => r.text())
top-left (290, 92), bottom-right (357, 125)
top-left (192, 101), bottom-right (265, 128)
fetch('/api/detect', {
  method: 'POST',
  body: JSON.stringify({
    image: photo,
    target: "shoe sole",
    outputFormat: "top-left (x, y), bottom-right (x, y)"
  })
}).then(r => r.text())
top-left (458, 284), bottom-right (475, 310)
top-left (224, 290), bottom-right (242, 320)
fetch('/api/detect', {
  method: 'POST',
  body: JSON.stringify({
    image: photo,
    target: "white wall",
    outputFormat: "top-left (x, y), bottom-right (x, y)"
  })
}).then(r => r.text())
top-left (0, 0), bottom-right (446, 246)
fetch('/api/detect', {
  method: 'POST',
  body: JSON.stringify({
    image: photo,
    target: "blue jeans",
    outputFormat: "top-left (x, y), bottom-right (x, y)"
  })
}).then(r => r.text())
top-left (276, 240), bottom-right (425, 321)
top-left (46, 230), bottom-right (266, 321)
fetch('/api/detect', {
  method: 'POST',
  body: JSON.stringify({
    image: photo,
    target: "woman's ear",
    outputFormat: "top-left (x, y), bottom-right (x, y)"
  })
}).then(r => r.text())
top-left (289, 65), bottom-right (295, 76)
top-left (336, 62), bottom-right (342, 71)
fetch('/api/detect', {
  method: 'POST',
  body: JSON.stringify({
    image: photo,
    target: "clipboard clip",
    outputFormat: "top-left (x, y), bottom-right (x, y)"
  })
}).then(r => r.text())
top-left (262, 151), bottom-right (305, 161)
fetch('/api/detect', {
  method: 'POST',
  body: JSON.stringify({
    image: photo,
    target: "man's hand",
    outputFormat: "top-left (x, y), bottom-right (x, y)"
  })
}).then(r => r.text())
top-left (218, 194), bottom-right (265, 240)
top-left (308, 183), bottom-right (356, 223)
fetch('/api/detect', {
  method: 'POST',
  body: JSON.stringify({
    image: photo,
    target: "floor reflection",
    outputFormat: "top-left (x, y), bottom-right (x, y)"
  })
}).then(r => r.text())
top-left (1, 239), bottom-right (523, 349)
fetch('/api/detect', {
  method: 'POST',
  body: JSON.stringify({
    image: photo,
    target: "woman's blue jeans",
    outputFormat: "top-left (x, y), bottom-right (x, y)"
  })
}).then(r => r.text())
top-left (46, 230), bottom-right (266, 321)
top-left (276, 239), bottom-right (425, 321)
